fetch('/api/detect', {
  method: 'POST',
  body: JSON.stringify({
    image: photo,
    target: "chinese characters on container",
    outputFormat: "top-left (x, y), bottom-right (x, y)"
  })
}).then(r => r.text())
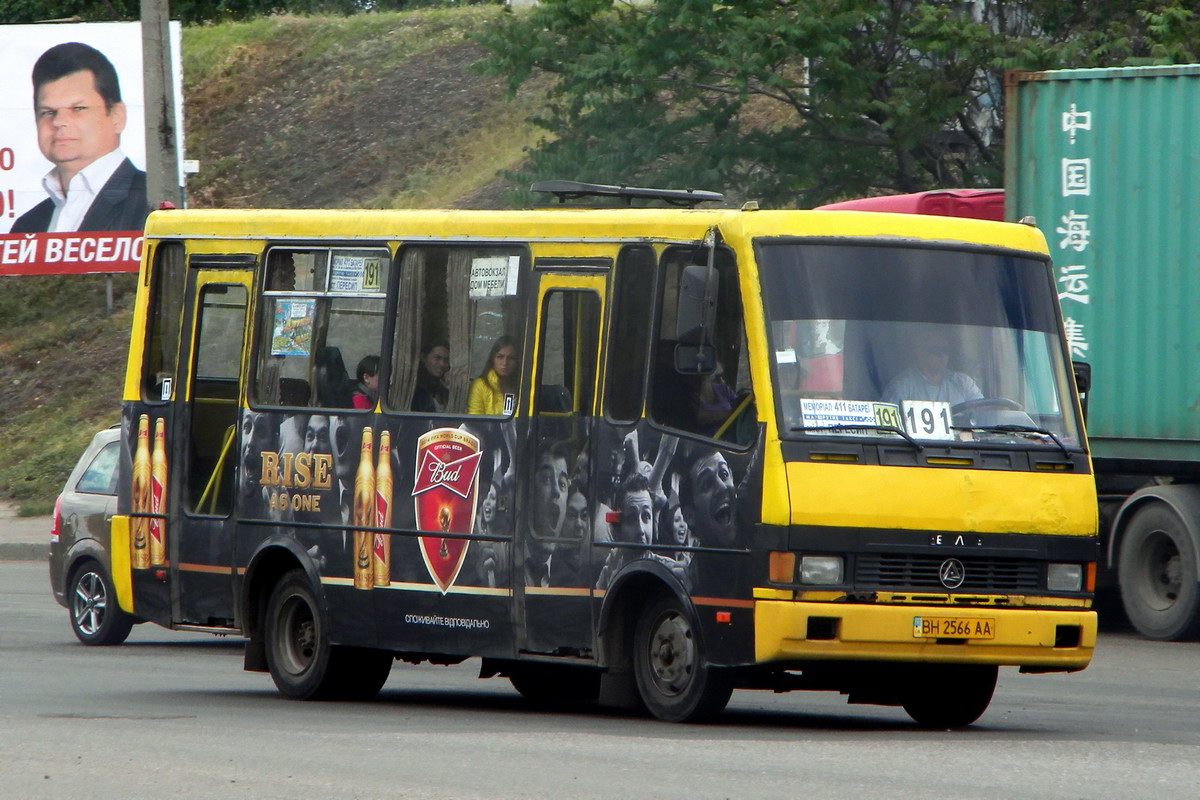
top-left (1059, 103), bottom-right (1092, 358)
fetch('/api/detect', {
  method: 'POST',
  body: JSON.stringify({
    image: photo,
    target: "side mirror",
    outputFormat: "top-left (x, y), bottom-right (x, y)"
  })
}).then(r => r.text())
top-left (1072, 360), bottom-right (1091, 421)
top-left (1072, 360), bottom-right (1091, 394)
top-left (676, 264), bottom-right (718, 341)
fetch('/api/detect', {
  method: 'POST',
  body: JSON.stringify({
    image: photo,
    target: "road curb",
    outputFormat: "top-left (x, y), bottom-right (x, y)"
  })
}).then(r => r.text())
top-left (0, 544), bottom-right (47, 562)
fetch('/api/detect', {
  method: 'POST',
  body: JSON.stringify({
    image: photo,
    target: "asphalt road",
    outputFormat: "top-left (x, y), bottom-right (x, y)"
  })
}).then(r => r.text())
top-left (3, 559), bottom-right (1198, 800)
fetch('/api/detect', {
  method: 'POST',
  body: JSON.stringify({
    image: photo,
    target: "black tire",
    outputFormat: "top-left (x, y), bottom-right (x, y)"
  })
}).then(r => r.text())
top-left (1118, 505), bottom-right (1200, 641)
top-left (509, 664), bottom-right (601, 707)
top-left (68, 560), bottom-right (133, 646)
top-left (264, 569), bottom-right (392, 700)
top-left (632, 596), bottom-right (731, 723)
top-left (899, 664), bottom-right (997, 728)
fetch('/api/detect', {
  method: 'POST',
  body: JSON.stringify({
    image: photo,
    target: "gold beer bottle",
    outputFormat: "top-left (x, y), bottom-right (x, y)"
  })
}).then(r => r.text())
top-left (130, 414), bottom-right (152, 570)
top-left (150, 417), bottom-right (168, 566)
top-left (352, 427), bottom-right (375, 590)
top-left (373, 429), bottom-right (392, 587)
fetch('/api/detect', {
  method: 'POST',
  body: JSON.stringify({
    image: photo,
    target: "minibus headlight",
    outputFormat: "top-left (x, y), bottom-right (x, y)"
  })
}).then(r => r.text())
top-left (800, 556), bottom-right (844, 585)
top-left (1047, 563), bottom-right (1083, 592)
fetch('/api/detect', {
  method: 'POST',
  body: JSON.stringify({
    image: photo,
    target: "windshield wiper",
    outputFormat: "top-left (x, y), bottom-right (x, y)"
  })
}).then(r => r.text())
top-left (952, 424), bottom-right (1071, 457)
top-left (791, 424), bottom-right (923, 452)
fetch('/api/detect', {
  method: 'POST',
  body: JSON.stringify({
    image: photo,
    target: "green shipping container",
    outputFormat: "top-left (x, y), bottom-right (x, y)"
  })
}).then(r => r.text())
top-left (1006, 65), bottom-right (1200, 467)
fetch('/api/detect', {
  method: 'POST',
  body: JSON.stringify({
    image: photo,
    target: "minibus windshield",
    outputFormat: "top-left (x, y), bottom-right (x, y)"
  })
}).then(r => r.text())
top-left (756, 240), bottom-right (1083, 449)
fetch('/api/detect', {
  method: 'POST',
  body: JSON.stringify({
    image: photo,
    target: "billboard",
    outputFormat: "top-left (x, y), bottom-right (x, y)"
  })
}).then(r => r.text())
top-left (0, 21), bottom-right (183, 276)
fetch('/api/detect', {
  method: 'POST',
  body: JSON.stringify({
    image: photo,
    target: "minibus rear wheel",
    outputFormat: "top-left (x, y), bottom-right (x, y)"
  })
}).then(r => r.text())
top-left (509, 664), bottom-right (601, 706)
top-left (633, 596), bottom-right (731, 722)
top-left (264, 569), bottom-right (392, 700)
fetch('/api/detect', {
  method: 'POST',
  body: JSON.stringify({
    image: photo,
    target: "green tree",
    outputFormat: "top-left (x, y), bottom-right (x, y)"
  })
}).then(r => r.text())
top-left (478, 0), bottom-right (1198, 206)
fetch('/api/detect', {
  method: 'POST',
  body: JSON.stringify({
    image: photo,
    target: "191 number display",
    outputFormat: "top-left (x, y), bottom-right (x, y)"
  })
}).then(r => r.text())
top-left (901, 400), bottom-right (955, 441)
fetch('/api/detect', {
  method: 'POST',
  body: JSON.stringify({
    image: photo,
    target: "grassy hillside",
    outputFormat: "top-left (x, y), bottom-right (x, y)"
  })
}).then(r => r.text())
top-left (0, 7), bottom-right (543, 514)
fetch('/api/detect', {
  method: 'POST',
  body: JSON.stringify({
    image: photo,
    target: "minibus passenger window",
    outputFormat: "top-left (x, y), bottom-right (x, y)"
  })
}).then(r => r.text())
top-left (142, 242), bottom-right (186, 402)
top-left (253, 247), bottom-right (388, 411)
top-left (649, 247), bottom-right (752, 444)
top-left (606, 246), bottom-right (654, 422)
top-left (387, 245), bottom-right (527, 416)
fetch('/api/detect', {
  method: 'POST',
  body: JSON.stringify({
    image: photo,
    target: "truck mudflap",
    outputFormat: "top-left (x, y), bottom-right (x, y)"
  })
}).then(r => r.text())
top-left (754, 600), bottom-right (1095, 670)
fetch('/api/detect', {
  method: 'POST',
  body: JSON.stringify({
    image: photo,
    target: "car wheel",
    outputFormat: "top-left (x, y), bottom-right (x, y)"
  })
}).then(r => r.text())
top-left (264, 568), bottom-right (392, 700)
top-left (632, 595), bottom-right (731, 722)
top-left (68, 560), bottom-right (133, 646)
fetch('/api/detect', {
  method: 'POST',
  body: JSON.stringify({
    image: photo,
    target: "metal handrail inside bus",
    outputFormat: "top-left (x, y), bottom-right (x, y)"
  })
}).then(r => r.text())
top-left (197, 424), bottom-right (237, 515)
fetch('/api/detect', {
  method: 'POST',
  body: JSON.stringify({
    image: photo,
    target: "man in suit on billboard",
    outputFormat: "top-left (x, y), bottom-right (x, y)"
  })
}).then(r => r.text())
top-left (11, 42), bottom-right (149, 234)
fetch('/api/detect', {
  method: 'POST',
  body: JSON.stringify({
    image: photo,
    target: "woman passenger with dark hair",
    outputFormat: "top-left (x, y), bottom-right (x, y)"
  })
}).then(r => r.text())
top-left (411, 341), bottom-right (450, 413)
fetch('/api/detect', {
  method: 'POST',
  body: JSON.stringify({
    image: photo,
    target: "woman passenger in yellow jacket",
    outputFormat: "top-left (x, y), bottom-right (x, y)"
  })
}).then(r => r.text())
top-left (467, 335), bottom-right (519, 415)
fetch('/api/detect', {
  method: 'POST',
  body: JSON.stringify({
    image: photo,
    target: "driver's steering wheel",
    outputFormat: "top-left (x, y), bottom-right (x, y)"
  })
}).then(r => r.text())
top-left (951, 397), bottom-right (1023, 414)
top-left (951, 397), bottom-right (1024, 426)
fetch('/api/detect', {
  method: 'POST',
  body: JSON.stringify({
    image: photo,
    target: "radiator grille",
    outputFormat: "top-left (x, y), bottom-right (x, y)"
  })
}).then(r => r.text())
top-left (855, 555), bottom-right (1040, 591)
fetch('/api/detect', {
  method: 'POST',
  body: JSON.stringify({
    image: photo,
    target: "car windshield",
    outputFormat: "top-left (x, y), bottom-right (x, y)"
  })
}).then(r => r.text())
top-left (756, 240), bottom-right (1083, 449)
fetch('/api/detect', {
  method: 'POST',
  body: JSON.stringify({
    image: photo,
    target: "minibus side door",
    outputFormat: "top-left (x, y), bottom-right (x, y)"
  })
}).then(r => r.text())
top-left (518, 271), bottom-right (605, 656)
top-left (170, 262), bottom-right (254, 628)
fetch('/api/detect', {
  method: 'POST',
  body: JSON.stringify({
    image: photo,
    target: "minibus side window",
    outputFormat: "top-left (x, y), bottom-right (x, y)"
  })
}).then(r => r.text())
top-left (649, 246), bottom-right (750, 443)
top-left (537, 290), bottom-right (601, 417)
top-left (387, 245), bottom-right (526, 416)
top-left (186, 285), bottom-right (247, 515)
top-left (253, 247), bottom-right (389, 410)
top-left (605, 245), bottom-right (655, 422)
top-left (141, 241), bottom-right (186, 402)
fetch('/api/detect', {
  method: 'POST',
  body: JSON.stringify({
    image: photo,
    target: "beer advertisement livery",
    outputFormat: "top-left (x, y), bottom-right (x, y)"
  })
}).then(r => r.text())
top-left (102, 183), bottom-right (1098, 726)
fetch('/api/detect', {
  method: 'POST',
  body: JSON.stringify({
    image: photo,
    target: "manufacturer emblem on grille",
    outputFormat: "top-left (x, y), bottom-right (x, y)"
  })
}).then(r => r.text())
top-left (939, 558), bottom-right (966, 589)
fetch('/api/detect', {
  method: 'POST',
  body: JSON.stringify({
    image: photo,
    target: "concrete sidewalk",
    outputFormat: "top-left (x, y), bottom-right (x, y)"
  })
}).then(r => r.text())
top-left (0, 501), bottom-right (51, 561)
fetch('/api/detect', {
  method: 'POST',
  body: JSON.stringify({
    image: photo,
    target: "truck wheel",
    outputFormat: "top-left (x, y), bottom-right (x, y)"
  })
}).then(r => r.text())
top-left (68, 560), bottom-right (133, 646)
top-left (1118, 505), bottom-right (1200, 641)
top-left (899, 664), bottom-right (997, 728)
top-left (632, 596), bottom-right (731, 722)
top-left (264, 569), bottom-right (392, 700)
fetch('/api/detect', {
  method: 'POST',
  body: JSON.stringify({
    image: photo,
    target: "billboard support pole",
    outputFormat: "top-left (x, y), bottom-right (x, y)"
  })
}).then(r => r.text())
top-left (141, 0), bottom-right (178, 210)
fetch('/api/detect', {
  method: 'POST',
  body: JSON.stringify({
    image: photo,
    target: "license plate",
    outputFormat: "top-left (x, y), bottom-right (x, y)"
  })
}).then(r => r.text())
top-left (912, 616), bottom-right (995, 639)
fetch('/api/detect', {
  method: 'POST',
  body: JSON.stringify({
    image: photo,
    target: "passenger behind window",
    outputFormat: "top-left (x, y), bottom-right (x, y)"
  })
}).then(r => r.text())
top-left (314, 346), bottom-right (355, 409)
top-left (467, 335), bottom-right (519, 415)
top-left (412, 341), bottom-right (450, 413)
top-left (352, 355), bottom-right (380, 410)
top-left (691, 362), bottom-right (736, 437)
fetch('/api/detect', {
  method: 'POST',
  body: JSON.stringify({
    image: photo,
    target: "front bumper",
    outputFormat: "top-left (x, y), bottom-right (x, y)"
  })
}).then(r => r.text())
top-left (755, 600), bottom-right (1096, 670)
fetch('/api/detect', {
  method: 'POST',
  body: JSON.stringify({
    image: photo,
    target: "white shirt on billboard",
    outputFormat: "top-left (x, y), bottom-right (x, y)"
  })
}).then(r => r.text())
top-left (42, 147), bottom-right (126, 233)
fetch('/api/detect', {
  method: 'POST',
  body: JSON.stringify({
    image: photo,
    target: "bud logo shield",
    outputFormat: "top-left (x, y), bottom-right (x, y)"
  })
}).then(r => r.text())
top-left (412, 428), bottom-right (482, 593)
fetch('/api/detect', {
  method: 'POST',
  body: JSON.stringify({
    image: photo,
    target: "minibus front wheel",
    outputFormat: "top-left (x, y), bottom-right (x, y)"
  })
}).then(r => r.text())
top-left (633, 595), bottom-right (731, 722)
top-left (264, 568), bottom-right (392, 700)
top-left (899, 663), bottom-right (997, 728)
